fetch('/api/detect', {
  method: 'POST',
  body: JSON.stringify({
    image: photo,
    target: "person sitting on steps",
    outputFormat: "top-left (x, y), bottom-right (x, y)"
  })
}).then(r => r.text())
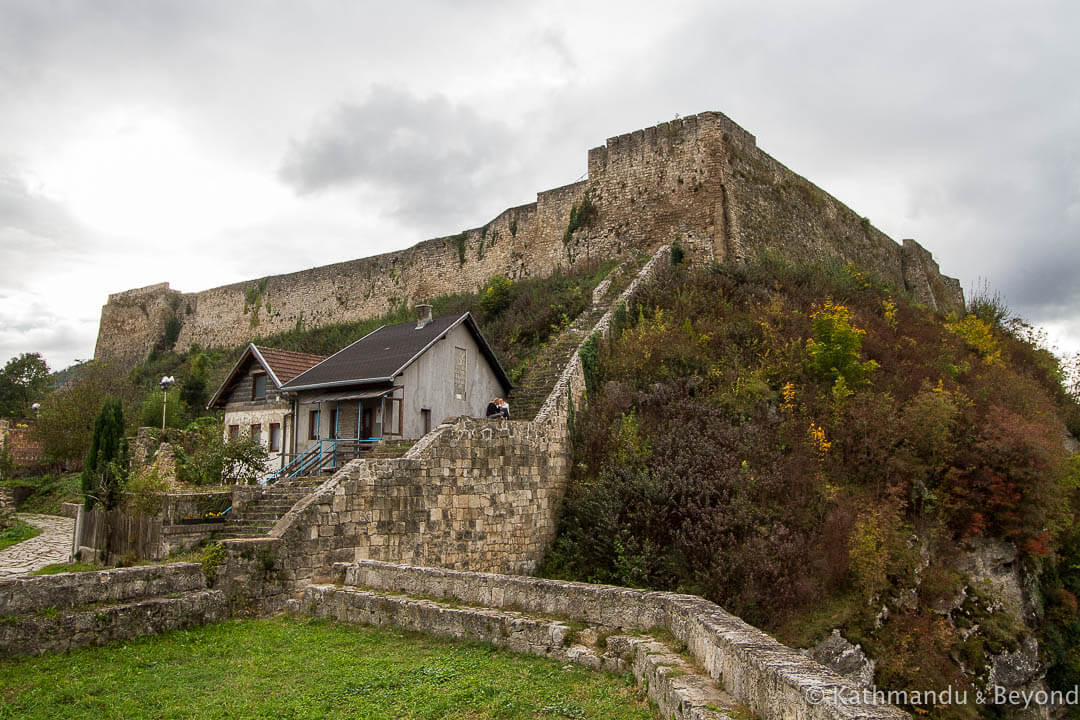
top-left (485, 397), bottom-right (510, 419)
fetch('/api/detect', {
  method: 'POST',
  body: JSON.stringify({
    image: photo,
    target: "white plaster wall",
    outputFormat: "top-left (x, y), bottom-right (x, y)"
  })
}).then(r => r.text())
top-left (399, 322), bottom-right (506, 438)
top-left (222, 403), bottom-right (291, 472)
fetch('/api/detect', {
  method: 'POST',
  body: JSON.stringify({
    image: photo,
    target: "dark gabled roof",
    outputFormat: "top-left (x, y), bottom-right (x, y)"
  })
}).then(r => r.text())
top-left (280, 312), bottom-right (511, 393)
top-left (207, 344), bottom-right (326, 408)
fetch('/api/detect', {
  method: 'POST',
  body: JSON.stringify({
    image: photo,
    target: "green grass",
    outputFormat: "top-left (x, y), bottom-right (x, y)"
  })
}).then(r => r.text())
top-left (0, 616), bottom-right (656, 719)
top-left (29, 561), bottom-right (102, 576)
top-left (0, 520), bottom-right (41, 551)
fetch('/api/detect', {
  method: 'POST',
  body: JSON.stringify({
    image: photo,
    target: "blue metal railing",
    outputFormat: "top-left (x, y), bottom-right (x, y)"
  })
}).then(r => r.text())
top-left (264, 437), bottom-right (383, 484)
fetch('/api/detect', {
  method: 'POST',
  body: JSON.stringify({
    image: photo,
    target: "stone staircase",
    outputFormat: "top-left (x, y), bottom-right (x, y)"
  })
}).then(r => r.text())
top-left (225, 479), bottom-right (322, 537)
top-left (510, 283), bottom-right (621, 421)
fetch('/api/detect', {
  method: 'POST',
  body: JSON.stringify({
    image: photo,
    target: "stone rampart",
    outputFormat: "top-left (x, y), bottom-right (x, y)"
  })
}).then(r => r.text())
top-left (322, 559), bottom-right (909, 720)
top-left (95, 111), bottom-right (963, 369)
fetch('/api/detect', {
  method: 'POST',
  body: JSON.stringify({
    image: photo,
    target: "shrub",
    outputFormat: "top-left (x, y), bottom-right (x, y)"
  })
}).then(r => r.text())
top-left (176, 419), bottom-right (268, 485)
top-left (805, 300), bottom-right (878, 386)
top-left (478, 275), bottom-right (513, 318)
top-left (126, 468), bottom-right (168, 516)
top-left (945, 314), bottom-right (1001, 365)
top-left (967, 278), bottom-right (1012, 328)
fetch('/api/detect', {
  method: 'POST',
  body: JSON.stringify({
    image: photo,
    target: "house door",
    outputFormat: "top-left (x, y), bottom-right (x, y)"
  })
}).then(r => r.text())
top-left (361, 407), bottom-right (374, 440)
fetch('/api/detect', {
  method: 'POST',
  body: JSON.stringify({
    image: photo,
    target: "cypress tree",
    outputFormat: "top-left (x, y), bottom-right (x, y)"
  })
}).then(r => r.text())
top-left (81, 397), bottom-right (127, 510)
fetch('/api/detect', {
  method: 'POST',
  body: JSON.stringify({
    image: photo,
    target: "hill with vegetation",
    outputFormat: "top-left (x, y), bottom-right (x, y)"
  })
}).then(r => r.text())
top-left (540, 254), bottom-right (1080, 719)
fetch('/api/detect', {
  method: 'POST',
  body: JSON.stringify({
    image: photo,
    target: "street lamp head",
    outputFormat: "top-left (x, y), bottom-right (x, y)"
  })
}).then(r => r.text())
top-left (160, 375), bottom-right (176, 390)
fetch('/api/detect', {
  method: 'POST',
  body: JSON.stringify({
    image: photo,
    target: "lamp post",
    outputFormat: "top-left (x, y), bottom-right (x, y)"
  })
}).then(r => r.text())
top-left (160, 376), bottom-right (175, 431)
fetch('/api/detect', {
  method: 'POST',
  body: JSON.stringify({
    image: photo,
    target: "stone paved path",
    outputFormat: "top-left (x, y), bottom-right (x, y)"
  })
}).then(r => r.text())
top-left (0, 513), bottom-right (74, 578)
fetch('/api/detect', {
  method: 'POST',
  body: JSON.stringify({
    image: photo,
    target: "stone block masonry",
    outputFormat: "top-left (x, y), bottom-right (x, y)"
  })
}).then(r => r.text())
top-left (300, 581), bottom-right (735, 720)
top-left (312, 559), bottom-right (910, 720)
top-left (0, 563), bottom-right (228, 657)
top-left (94, 110), bottom-right (963, 369)
top-left (238, 246), bottom-right (672, 586)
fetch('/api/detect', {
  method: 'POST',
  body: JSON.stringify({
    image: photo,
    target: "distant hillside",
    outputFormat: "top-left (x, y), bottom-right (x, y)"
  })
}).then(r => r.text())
top-left (542, 253), bottom-right (1080, 720)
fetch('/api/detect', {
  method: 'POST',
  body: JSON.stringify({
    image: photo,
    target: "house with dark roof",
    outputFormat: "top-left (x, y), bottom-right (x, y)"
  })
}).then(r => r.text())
top-left (278, 307), bottom-right (511, 473)
top-left (207, 345), bottom-right (326, 471)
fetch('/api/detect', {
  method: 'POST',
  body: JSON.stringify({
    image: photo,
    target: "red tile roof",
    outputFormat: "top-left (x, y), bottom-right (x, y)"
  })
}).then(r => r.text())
top-left (254, 346), bottom-right (326, 384)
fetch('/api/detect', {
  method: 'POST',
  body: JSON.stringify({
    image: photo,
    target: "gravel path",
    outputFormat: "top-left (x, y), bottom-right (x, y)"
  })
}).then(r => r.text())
top-left (0, 513), bottom-right (74, 578)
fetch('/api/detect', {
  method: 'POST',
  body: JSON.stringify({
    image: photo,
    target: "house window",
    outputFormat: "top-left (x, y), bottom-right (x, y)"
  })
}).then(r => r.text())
top-left (454, 347), bottom-right (467, 400)
top-left (329, 408), bottom-right (338, 439)
top-left (309, 410), bottom-right (319, 440)
top-left (250, 424), bottom-right (262, 445)
top-left (252, 373), bottom-right (267, 400)
top-left (228, 425), bottom-right (240, 440)
top-left (269, 423), bottom-right (281, 452)
top-left (421, 408), bottom-right (431, 435)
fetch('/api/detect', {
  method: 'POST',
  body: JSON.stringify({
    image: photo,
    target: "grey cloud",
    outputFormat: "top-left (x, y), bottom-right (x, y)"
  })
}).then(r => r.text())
top-left (0, 297), bottom-right (95, 369)
top-left (279, 87), bottom-right (522, 232)
top-left (0, 171), bottom-right (83, 244)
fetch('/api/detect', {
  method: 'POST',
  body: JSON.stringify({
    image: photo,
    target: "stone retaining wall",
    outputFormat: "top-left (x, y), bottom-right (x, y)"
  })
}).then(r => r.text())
top-left (0, 590), bottom-right (228, 657)
top-left (301, 582), bottom-right (731, 720)
top-left (0, 562), bottom-right (206, 615)
top-left (0, 487), bottom-right (13, 529)
top-left (333, 560), bottom-right (909, 720)
top-left (0, 563), bottom-right (227, 658)
top-left (244, 247), bottom-right (673, 584)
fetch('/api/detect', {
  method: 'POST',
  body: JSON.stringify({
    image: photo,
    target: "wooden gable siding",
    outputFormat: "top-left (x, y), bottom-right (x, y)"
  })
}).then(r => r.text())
top-left (222, 357), bottom-right (284, 408)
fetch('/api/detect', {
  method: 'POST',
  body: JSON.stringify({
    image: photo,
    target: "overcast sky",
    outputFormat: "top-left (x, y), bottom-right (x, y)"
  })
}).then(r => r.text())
top-left (1, 0), bottom-right (1077, 372)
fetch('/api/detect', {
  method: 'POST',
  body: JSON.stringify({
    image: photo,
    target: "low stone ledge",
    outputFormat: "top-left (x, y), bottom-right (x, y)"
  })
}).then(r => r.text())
top-left (620, 636), bottom-right (734, 720)
top-left (301, 584), bottom-right (583, 663)
top-left (0, 562), bottom-right (206, 615)
top-left (0, 589), bottom-right (228, 657)
top-left (299, 583), bottom-right (735, 720)
top-left (334, 560), bottom-right (909, 720)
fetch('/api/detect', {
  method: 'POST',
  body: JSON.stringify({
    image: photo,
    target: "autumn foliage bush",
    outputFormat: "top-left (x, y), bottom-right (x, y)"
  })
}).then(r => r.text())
top-left (540, 255), bottom-right (1080, 717)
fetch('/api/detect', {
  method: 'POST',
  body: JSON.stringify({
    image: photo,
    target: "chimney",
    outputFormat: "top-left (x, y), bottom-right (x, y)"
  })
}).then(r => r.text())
top-left (416, 304), bottom-right (433, 329)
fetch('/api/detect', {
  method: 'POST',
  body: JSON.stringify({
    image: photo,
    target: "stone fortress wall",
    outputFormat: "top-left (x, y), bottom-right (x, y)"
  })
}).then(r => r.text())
top-left (94, 111), bottom-right (963, 369)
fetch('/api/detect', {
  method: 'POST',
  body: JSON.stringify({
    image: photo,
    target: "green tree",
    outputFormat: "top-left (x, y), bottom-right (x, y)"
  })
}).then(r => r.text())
top-left (80, 397), bottom-right (128, 510)
top-left (139, 389), bottom-right (184, 429)
top-left (179, 353), bottom-right (211, 420)
top-left (0, 352), bottom-right (50, 417)
top-left (478, 276), bottom-right (514, 318)
top-left (33, 362), bottom-right (127, 468)
top-left (177, 418), bottom-right (268, 485)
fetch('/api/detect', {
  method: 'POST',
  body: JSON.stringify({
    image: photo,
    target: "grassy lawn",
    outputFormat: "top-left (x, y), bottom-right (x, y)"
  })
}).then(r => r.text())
top-left (0, 521), bottom-right (41, 551)
top-left (0, 616), bottom-right (657, 719)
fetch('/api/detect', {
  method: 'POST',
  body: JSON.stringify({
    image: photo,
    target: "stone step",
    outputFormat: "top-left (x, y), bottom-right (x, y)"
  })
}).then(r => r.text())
top-left (297, 584), bottom-right (735, 720)
top-left (0, 589), bottom-right (229, 657)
